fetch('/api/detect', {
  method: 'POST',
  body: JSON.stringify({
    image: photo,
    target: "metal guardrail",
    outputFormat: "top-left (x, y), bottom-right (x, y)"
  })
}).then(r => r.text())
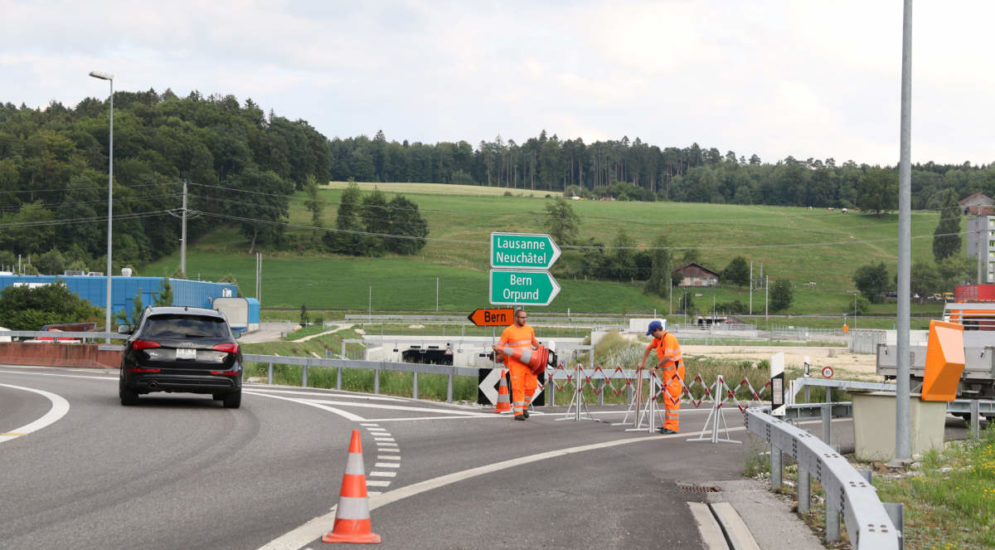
top-left (744, 407), bottom-right (901, 549)
top-left (243, 354), bottom-right (481, 402)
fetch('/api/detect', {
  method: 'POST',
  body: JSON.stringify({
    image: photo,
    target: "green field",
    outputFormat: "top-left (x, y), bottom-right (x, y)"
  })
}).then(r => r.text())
top-left (143, 182), bottom-right (949, 317)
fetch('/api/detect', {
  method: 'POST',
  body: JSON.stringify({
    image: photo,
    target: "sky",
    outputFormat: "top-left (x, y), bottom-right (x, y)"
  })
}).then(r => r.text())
top-left (2, 0), bottom-right (993, 167)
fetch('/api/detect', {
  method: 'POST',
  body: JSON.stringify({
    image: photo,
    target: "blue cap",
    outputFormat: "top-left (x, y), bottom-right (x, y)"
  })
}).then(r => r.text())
top-left (646, 320), bottom-right (663, 335)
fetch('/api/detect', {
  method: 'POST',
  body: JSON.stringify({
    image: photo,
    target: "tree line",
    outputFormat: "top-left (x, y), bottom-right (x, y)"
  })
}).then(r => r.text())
top-left (331, 130), bottom-right (995, 212)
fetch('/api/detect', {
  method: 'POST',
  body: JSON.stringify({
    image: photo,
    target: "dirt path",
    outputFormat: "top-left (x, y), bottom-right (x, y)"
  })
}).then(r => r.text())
top-left (683, 345), bottom-right (879, 380)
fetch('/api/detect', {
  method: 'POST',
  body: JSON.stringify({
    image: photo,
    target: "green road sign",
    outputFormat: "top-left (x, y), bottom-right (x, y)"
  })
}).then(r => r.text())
top-left (490, 232), bottom-right (561, 270)
top-left (489, 270), bottom-right (561, 306)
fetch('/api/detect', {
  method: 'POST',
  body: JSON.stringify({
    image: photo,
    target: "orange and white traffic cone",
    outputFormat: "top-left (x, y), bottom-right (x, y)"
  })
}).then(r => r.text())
top-left (323, 429), bottom-right (381, 544)
top-left (492, 369), bottom-right (511, 414)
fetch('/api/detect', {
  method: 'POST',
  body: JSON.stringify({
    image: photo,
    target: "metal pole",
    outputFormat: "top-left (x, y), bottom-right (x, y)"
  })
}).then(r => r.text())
top-left (978, 216), bottom-right (985, 284)
top-left (436, 277), bottom-right (439, 312)
top-left (255, 251), bottom-right (262, 302)
top-left (894, 0), bottom-right (913, 464)
top-left (771, 445), bottom-right (782, 490)
top-left (107, 79), bottom-right (113, 342)
top-left (764, 276), bottom-right (770, 324)
top-left (749, 261), bottom-right (753, 315)
top-left (798, 464), bottom-right (811, 514)
top-left (89, 71), bottom-right (115, 342)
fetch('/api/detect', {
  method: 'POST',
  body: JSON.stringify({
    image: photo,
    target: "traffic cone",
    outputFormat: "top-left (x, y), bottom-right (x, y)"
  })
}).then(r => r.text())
top-left (493, 343), bottom-right (555, 375)
top-left (322, 430), bottom-right (381, 544)
top-left (492, 369), bottom-right (512, 413)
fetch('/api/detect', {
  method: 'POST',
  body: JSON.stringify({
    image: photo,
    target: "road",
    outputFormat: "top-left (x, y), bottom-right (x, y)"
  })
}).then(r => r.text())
top-left (0, 364), bottom-right (809, 550)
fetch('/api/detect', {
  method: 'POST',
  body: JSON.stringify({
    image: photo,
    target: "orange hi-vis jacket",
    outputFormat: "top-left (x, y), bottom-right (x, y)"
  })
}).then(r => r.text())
top-left (500, 323), bottom-right (538, 417)
top-left (500, 324), bottom-right (536, 370)
top-left (649, 330), bottom-right (683, 368)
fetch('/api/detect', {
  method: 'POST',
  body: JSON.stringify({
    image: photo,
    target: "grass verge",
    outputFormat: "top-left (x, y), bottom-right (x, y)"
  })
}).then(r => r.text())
top-left (744, 426), bottom-right (995, 550)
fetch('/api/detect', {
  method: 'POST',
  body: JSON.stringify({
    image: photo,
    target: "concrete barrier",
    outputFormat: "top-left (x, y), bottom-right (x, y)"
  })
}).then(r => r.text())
top-left (0, 342), bottom-right (121, 369)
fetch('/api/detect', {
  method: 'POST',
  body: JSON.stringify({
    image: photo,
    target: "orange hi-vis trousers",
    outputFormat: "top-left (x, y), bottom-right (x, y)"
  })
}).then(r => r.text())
top-left (660, 362), bottom-right (685, 431)
top-left (509, 361), bottom-right (538, 416)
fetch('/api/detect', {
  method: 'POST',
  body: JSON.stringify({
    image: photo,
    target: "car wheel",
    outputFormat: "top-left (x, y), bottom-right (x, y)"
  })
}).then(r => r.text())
top-left (120, 380), bottom-right (140, 406)
top-left (222, 391), bottom-right (241, 409)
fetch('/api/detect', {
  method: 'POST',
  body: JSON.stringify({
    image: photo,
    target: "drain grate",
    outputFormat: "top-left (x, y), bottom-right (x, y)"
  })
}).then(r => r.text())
top-left (678, 484), bottom-right (722, 493)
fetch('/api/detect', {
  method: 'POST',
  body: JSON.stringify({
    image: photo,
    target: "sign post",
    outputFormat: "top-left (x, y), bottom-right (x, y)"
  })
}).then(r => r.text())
top-left (489, 270), bottom-right (560, 306)
top-left (489, 232), bottom-right (561, 307)
top-left (490, 233), bottom-right (560, 270)
top-left (467, 308), bottom-right (515, 327)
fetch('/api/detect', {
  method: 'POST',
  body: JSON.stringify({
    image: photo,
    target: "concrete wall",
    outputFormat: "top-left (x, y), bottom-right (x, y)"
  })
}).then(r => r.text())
top-left (0, 342), bottom-right (120, 368)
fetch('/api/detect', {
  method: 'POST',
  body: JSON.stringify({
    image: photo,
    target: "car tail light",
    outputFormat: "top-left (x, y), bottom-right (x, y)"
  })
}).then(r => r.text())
top-left (210, 368), bottom-right (241, 376)
top-left (128, 367), bottom-right (161, 373)
top-left (212, 343), bottom-right (239, 354)
top-left (132, 339), bottom-right (161, 350)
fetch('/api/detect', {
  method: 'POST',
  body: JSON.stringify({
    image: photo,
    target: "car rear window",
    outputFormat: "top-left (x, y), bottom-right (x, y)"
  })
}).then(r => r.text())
top-left (141, 314), bottom-right (230, 339)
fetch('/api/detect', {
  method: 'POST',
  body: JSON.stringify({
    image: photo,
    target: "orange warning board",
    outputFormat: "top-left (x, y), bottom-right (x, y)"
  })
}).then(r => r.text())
top-left (467, 308), bottom-right (515, 327)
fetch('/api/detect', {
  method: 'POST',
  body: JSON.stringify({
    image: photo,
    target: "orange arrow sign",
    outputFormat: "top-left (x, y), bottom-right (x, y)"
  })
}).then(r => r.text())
top-left (467, 308), bottom-right (515, 327)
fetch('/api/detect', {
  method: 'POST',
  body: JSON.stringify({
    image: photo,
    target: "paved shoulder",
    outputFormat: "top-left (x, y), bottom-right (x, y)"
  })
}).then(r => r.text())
top-left (706, 479), bottom-right (822, 550)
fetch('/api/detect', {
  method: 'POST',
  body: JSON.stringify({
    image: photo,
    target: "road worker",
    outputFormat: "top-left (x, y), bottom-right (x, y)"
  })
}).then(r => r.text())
top-left (637, 320), bottom-right (685, 434)
top-left (493, 308), bottom-right (540, 421)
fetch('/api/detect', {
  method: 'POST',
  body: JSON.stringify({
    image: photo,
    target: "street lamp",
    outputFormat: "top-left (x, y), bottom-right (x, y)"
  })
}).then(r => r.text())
top-left (89, 70), bottom-right (114, 343)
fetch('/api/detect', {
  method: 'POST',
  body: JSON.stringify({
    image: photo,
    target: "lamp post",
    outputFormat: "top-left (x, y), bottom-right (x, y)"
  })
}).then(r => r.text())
top-left (89, 70), bottom-right (114, 343)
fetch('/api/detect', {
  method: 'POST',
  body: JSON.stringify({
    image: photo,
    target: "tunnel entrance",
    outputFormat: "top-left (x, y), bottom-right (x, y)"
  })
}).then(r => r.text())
top-left (401, 346), bottom-right (453, 365)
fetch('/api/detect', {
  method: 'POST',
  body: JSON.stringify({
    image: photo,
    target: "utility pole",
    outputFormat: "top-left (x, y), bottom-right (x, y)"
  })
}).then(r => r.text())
top-left (180, 180), bottom-right (188, 276)
top-left (255, 252), bottom-right (262, 302)
top-left (749, 261), bottom-right (753, 315)
top-left (764, 276), bottom-right (770, 322)
top-left (893, 0), bottom-right (913, 465)
top-left (978, 215), bottom-right (986, 284)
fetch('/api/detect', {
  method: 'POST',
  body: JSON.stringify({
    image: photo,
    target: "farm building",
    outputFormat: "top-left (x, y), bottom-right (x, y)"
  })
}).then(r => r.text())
top-left (960, 192), bottom-right (995, 216)
top-left (672, 263), bottom-right (719, 287)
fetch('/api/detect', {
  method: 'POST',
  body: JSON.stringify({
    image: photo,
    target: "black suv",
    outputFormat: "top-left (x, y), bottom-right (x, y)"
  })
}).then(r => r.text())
top-left (119, 306), bottom-right (243, 408)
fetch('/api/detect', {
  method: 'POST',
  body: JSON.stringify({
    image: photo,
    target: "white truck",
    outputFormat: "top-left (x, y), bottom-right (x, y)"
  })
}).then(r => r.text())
top-left (876, 301), bottom-right (995, 399)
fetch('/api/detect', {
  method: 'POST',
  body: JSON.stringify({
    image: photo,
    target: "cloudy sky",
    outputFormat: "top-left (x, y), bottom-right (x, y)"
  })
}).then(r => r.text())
top-left (2, 0), bottom-right (992, 166)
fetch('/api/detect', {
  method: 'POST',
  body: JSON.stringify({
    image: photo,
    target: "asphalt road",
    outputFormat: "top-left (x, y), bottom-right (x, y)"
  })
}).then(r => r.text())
top-left (0, 365), bottom-right (765, 550)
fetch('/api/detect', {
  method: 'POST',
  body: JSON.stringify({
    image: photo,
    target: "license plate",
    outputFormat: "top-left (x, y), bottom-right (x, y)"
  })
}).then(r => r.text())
top-left (176, 348), bottom-right (196, 360)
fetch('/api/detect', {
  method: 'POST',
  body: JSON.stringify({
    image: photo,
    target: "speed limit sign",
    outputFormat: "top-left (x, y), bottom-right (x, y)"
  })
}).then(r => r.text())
top-left (821, 366), bottom-right (834, 378)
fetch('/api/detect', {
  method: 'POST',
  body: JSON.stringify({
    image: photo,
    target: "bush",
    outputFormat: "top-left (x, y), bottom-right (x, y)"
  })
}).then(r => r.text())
top-left (0, 281), bottom-right (104, 330)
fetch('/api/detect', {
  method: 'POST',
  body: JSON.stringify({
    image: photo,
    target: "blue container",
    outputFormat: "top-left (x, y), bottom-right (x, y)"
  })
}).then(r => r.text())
top-left (0, 275), bottom-right (239, 324)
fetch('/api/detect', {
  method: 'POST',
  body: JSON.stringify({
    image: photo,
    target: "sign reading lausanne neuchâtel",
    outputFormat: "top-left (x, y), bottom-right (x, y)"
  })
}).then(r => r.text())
top-left (490, 233), bottom-right (561, 270)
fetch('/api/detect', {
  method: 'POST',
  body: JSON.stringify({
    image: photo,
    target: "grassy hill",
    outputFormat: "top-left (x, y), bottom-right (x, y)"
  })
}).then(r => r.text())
top-left (143, 182), bottom-right (948, 318)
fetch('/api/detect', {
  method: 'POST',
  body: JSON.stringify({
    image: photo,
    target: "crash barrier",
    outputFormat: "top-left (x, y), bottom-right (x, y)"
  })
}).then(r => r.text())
top-left (744, 407), bottom-right (901, 549)
top-left (243, 354), bottom-right (480, 402)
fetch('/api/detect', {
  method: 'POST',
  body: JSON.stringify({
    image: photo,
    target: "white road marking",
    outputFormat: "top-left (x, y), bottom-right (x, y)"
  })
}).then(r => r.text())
top-left (0, 383), bottom-right (71, 444)
top-left (365, 480), bottom-right (391, 487)
top-left (369, 471), bottom-right (397, 478)
top-left (376, 455), bottom-right (400, 461)
top-left (373, 462), bottom-right (400, 469)
top-left (247, 387), bottom-right (406, 402)
top-left (245, 391), bottom-right (366, 421)
top-left (304, 398), bottom-right (492, 417)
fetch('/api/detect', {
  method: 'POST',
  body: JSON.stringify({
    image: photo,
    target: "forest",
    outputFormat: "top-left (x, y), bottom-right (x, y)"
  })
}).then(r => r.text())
top-left (1, 90), bottom-right (993, 272)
